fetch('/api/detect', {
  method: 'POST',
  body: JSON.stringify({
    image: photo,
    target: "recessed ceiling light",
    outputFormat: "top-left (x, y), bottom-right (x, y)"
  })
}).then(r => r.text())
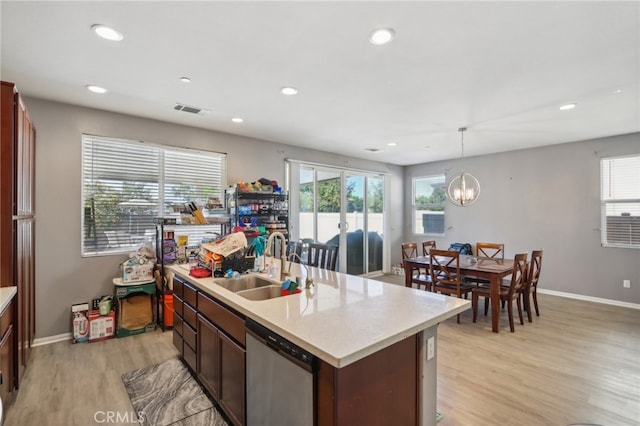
top-left (231, 117), bottom-right (243, 123)
top-left (369, 28), bottom-right (395, 45)
top-left (387, 142), bottom-right (397, 147)
top-left (615, 89), bottom-right (623, 93)
top-left (559, 103), bottom-right (576, 111)
top-left (281, 87), bottom-right (298, 96)
top-left (180, 77), bottom-right (191, 83)
top-left (91, 24), bottom-right (123, 41)
top-left (86, 85), bottom-right (107, 94)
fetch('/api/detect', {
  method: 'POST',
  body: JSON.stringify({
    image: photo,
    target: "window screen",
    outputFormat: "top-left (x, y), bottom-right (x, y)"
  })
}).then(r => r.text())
top-left (600, 154), bottom-right (640, 248)
top-left (82, 134), bottom-right (226, 256)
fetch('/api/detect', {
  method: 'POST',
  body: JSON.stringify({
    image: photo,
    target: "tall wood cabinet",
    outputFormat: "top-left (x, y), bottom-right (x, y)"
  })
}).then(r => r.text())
top-left (0, 81), bottom-right (36, 394)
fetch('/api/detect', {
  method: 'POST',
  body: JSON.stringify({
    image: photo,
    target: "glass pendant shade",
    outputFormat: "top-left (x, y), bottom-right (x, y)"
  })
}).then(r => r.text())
top-left (446, 126), bottom-right (480, 207)
top-left (447, 172), bottom-right (480, 206)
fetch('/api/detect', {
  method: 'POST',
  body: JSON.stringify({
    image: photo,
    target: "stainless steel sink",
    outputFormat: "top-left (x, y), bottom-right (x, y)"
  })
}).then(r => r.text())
top-left (236, 285), bottom-right (283, 301)
top-left (213, 274), bottom-right (280, 293)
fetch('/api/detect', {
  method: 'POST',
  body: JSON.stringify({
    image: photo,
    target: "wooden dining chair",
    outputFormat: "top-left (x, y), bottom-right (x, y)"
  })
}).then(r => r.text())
top-left (401, 242), bottom-right (418, 263)
top-left (421, 240), bottom-right (436, 256)
top-left (466, 242), bottom-right (505, 287)
top-left (402, 242), bottom-right (431, 290)
top-left (476, 242), bottom-right (504, 259)
top-left (307, 243), bottom-right (339, 271)
top-left (472, 253), bottom-right (528, 332)
top-left (520, 250), bottom-right (543, 322)
top-left (429, 249), bottom-right (475, 323)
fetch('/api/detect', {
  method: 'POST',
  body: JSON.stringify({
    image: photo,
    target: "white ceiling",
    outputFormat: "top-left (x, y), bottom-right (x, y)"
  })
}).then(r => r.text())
top-left (1, 1), bottom-right (638, 166)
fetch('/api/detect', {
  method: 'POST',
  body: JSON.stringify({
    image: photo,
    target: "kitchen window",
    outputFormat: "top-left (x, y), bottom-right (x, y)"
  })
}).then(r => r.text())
top-left (600, 154), bottom-right (640, 249)
top-left (81, 134), bottom-right (227, 256)
top-left (412, 174), bottom-right (446, 235)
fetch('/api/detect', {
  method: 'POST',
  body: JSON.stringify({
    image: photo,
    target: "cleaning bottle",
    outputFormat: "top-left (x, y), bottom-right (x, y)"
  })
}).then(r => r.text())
top-left (267, 258), bottom-right (277, 279)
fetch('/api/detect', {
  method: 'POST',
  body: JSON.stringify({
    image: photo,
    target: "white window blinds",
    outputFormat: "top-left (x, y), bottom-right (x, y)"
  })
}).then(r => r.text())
top-left (82, 134), bottom-right (227, 256)
top-left (600, 154), bottom-right (640, 248)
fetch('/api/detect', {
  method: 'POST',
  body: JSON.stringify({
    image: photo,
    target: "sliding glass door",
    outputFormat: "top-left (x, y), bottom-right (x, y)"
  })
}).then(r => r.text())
top-left (287, 161), bottom-right (386, 275)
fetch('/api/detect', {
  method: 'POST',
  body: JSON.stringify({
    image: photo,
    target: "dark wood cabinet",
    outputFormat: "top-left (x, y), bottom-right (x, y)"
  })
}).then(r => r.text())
top-left (196, 313), bottom-right (220, 400)
top-left (0, 298), bottom-right (15, 407)
top-left (218, 331), bottom-right (245, 426)
top-left (1, 81), bottom-right (35, 398)
top-left (316, 335), bottom-right (418, 426)
top-left (173, 276), bottom-right (246, 426)
top-left (196, 291), bottom-right (246, 426)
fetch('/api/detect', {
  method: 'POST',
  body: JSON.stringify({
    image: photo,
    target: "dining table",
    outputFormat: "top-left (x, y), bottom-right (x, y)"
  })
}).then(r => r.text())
top-left (403, 255), bottom-right (515, 333)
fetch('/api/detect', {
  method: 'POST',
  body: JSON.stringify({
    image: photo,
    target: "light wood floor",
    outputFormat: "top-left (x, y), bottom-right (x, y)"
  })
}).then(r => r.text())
top-left (4, 276), bottom-right (640, 426)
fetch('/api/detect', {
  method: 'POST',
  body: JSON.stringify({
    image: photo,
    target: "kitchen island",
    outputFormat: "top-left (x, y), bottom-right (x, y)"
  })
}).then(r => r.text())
top-left (169, 263), bottom-right (469, 426)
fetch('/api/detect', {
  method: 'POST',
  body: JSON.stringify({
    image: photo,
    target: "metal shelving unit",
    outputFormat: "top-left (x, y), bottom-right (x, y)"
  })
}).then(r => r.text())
top-left (225, 187), bottom-right (289, 237)
top-left (154, 216), bottom-right (230, 331)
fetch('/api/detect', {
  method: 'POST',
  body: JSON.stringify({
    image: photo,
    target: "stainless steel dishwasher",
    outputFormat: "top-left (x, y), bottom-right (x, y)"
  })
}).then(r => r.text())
top-left (246, 318), bottom-right (315, 426)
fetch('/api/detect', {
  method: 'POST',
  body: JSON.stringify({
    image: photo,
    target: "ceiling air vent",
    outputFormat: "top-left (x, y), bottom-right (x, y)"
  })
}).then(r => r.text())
top-left (364, 148), bottom-right (383, 154)
top-left (174, 103), bottom-right (209, 115)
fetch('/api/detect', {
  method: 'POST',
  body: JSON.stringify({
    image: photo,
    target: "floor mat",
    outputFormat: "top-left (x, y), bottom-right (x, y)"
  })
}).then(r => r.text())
top-left (121, 358), bottom-right (227, 426)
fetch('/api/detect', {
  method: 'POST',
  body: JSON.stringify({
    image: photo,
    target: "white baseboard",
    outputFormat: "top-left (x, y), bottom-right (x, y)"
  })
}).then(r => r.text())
top-left (32, 332), bottom-right (72, 347)
top-left (538, 289), bottom-right (640, 310)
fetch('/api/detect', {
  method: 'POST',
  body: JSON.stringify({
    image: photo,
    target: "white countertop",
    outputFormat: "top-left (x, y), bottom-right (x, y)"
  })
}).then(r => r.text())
top-left (170, 263), bottom-right (469, 368)
top-left (0, 286), bottom-right (17, 314)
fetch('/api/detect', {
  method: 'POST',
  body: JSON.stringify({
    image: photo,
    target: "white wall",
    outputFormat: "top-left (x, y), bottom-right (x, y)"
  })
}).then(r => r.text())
top-left (26, 97), bottom-right (403, 338)
top-left (404, 133), bottom-right (640, 304)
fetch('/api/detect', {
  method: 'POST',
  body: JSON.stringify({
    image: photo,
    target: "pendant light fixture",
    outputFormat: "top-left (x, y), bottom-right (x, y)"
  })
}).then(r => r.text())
top-left (447, 127), bottom-right (480, 206)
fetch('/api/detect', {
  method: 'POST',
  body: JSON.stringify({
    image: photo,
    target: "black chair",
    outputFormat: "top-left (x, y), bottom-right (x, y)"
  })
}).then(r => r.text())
top-left (286, 240), bottom-right (303, 262)
top-left (307, 243), bottom-right (339, 271)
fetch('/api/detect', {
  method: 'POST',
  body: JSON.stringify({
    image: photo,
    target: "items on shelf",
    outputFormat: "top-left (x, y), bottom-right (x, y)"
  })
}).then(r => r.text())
top-left (121, 241), bottom-right (156, 283)
top-left (226, 184), bottom-right (289, 236)
top-left (237, 177), bottom-right (282, 194)
top-left (153, 217), bottom-right (231, 331)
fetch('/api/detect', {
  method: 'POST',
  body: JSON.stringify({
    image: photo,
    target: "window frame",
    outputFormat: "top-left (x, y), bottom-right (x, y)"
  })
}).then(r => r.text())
top-left (81, 134), bottom-right (227, 257)
top-left (600, 154), bottom-right (640, 249)
top-left (412, 174), bottom-right (446, 236)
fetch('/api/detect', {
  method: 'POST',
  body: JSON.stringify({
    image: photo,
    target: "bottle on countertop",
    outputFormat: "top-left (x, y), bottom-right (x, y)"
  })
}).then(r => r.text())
top-left (267, 259), bottom-right (277, 279)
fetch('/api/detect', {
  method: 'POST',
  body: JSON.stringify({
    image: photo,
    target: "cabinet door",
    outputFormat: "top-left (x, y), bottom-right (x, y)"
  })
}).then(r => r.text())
top-left (219, 332), bottom-right (245, 426)
top-left (16, 218), bottom-right (34, 372)
top-left (0, 324), bottom-right (14, 406)
top-left (196, 313), bottom-right (220, 400)
top-left (172, 327), bottom-right (183, 356)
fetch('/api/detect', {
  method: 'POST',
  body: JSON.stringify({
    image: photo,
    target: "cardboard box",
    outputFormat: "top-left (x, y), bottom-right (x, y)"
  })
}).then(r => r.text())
top-left (71, 303), bottom-right (90, 343)
top-left (115, 281), bottom-right (156, 337)
top-left (89, 309), bottom-right (115, 342)
top-left (121, 262), bottom-right (154, 283)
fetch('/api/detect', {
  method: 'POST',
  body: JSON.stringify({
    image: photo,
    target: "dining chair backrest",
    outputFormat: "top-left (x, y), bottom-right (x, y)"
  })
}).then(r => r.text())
top-left (476, 242), bottom-right (505, 259)
top-left (429, 249), bottom-right (461, 287)
top-left (506, 253), bottom-right (528, 297)
top-left (307, 243), bottom-right (339, 271)
top-left (401, 242), bottom-right (418, 264)
top-left (286, 240), bottom-right (303, 263)
top-left (422, 240), bottom-right (436, 256)
top-left (525, 250), bottom-right (543, 292)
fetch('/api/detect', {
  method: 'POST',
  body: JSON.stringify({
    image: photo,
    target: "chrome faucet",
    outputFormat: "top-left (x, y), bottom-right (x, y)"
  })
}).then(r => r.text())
top-left (265, 231), bottom-right (289, 282)
top-left (287, 253), bottom-right (314, 289)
